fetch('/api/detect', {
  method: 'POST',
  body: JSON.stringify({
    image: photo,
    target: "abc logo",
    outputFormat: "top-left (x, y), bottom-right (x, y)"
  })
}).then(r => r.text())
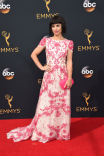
top-left (0, 3), bottom-right (10, 9)
top-left (81, 66), bottom-right (93, 78)
top-left (2, 68), bottom-right (14, 80)
top-left (3, 71), bottom-right (14, 76)
top-left (83, 2), bottom-right (96, 8)
top-left (82, 69), bottom-right (93, 74)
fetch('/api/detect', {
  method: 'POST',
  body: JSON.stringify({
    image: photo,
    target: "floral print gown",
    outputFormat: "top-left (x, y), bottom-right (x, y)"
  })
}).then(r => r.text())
top-left (6, 36), bottom-right (74, 143)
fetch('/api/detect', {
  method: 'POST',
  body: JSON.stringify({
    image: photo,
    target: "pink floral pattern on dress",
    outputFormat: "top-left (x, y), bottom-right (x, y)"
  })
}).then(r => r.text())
top-left (68, 40), bottom-right (74, 52)
top-left (6, 36), bottom-right (74, 143)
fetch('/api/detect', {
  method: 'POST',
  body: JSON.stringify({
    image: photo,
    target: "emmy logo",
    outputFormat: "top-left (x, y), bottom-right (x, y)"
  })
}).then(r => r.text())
top-left (1, 31), bottom-right (10, 46)
top-left (78, 29), bottom-right (100, 51)
top-left (82, 92), bottom-right (91, 106)
top-left (76, 92), bottom-right (98, 112)
top-left (5, 94), bottom-right (13, 108)
top-left (43, 0), bottom-right (51, 12)
top-left (84, 29), bottom-right (93, 45)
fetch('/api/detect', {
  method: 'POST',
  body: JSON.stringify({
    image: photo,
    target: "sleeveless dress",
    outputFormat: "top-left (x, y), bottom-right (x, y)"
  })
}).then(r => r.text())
top-left (6, 36), bottom-right (74, 143)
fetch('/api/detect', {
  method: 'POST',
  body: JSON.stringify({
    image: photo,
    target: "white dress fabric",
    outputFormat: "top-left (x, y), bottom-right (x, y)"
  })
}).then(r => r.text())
top-left (6, 36), bottom-right (74, 143)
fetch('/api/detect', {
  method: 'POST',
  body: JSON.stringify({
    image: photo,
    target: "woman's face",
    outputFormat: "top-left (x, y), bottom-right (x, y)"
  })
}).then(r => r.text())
top-left (51, 23), bottom-right (62, 36)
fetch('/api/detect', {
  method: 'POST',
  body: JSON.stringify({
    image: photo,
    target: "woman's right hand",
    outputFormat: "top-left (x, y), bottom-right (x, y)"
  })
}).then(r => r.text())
top-left (42, 64), bottom-right (52, 72)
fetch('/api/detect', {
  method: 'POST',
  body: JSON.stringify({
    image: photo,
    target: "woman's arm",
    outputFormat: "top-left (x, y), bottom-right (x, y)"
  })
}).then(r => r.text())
top-left (66, 49), bottom-right (73, 80)
top-left (31, 45), bottom-right (45, 71)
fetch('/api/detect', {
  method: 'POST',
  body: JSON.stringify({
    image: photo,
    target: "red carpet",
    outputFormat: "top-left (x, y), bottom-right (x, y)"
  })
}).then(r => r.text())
top-left (0, 117), bottom-right (104, 156)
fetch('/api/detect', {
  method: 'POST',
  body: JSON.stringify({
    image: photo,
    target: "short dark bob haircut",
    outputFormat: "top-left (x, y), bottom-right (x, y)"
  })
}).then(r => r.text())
top-left (49, 15), bottom-right (66, 35)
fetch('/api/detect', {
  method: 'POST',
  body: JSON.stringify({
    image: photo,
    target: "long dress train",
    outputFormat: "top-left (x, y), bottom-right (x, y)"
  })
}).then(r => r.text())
top-left (6, 36), bottom-right (74, 143)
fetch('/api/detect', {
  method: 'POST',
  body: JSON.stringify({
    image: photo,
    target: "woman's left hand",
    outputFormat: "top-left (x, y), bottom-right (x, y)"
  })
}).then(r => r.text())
top-left (64, 78), bottom-right (72, 89)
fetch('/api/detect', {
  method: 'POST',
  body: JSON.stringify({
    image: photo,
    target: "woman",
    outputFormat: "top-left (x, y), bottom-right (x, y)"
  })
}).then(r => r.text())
top-left (6, 15), bottom-right (74, 143)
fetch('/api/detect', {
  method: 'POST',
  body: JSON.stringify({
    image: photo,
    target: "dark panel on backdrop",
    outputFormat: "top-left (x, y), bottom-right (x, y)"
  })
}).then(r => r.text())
top-left (0, 0), bottom-right (104, 119)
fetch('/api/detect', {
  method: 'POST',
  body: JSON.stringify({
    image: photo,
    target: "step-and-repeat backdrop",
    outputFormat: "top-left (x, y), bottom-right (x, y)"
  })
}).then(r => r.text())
top-left (0, 0), bottom-right (104, 119)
